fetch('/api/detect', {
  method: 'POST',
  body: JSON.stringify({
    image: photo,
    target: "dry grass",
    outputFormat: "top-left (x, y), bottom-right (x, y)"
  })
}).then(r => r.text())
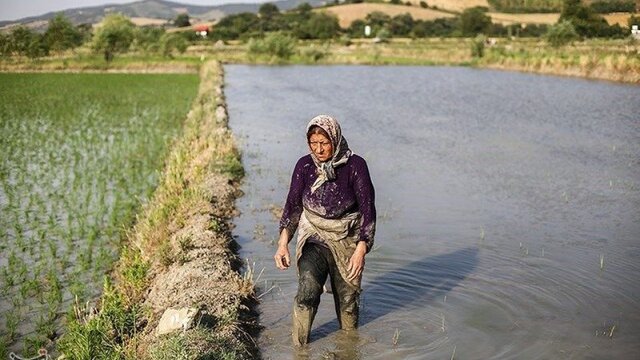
top-left (603, 12), bottom-right (638, 26)
top-left (488, 12), bottom-right (559, 25)
top-left (405, 0), bottom-right (489, 12)
top-left (130, 17), bottom-right (170, 26)
top-left (320, 3), bottom-right (454, 28)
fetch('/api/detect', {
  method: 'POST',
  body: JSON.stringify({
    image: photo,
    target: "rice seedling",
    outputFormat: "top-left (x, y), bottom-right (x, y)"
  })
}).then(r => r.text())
top-left (392, 328), bottom-right (400, 346)
top-left (600, 254), bottom-right (605, 270)
top-left (0, 72), bottom-right (198, 352)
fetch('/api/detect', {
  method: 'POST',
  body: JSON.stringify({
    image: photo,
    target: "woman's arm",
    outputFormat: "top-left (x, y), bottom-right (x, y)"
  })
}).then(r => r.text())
top-left (278, 157), bottom-right (307, 239)
top-left (348, 156), bottom-right (376, 280)
top-left (353, 157), bottom-right (376, 252)
top-left (275, 157), bottom-right (308, 270)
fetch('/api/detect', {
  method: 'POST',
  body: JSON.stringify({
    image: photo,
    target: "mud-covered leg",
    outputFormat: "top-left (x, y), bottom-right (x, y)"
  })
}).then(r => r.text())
top-left (326, 248), bottom-right (360, 330)
top-left (293, 243), bottom-right (328, 345)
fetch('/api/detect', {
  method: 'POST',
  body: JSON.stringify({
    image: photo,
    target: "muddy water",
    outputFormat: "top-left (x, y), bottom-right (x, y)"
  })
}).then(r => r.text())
top-left (225, 65), bottom-right (640, 359)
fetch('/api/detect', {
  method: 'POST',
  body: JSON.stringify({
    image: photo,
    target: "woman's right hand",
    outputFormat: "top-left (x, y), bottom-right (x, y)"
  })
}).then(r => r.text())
top-left (274, 228), bottom-right (291, 270)
top-left (274, 244), bottom-right (290, 270)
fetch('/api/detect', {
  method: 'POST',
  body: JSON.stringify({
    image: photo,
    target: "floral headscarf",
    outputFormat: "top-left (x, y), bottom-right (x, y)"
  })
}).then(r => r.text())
top-left (306, 114), bottom-right (352, 192)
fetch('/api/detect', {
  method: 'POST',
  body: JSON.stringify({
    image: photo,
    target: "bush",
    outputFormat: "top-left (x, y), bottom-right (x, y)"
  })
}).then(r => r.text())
top-left (247, 32), bottom-right (296, 60)
top-left (134, 26), bottom-right (165, 52)
top-left (545, 20), bottom-right (579, 47)
top-left (470, 34), bottom-right (486, 57)
top-left (160, 33), bottom-right (188, 57)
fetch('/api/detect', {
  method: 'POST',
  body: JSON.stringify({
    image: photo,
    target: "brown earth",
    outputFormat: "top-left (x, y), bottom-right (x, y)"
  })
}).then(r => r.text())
top-left (320, 3), bottom-right (454, 28)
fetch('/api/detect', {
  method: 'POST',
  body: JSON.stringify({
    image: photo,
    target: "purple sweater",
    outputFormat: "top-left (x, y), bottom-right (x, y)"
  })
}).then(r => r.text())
top-left (279, 154), bottom-right (376, 249)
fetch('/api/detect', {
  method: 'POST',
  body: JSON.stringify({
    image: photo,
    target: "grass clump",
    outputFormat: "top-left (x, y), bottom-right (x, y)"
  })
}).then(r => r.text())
top-left (248, 32), bottom-right (297, 61)
top-left (56, 61), bottom-right (256, 359)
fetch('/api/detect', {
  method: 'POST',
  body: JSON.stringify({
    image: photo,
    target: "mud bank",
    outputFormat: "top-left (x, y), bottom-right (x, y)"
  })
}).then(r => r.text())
top-left (58, 61), bottom-right (259, 359)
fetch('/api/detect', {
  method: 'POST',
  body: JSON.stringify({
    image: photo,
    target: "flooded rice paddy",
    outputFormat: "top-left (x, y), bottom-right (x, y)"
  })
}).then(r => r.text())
top-left (0, 73), bottom-right (198, 355)
top-left (226, 65), bottom-right (640, 359)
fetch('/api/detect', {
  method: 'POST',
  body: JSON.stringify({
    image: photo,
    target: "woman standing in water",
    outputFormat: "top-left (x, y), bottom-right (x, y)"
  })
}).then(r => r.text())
top-left (274, 114), bottom-right (376, 346)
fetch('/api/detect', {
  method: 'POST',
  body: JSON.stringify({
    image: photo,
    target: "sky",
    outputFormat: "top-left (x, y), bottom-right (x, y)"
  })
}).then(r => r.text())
top-left (0, 0), bottom-right (269, 22)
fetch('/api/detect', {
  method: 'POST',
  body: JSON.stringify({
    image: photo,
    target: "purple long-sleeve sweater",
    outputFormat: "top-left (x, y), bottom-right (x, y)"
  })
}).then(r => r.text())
top-left (279, 154), bottom-right (376, 249)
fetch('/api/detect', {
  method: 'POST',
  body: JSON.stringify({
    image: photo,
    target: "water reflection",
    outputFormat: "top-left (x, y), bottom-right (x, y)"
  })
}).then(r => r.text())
top-left (294, 331), bottom-right (362, 360)
top-left (313, 247), bottom-right (479, 339)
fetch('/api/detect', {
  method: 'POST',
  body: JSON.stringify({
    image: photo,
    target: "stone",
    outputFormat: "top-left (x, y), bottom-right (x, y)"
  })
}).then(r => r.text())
top-left (156, 307), bottom-right (200, 335)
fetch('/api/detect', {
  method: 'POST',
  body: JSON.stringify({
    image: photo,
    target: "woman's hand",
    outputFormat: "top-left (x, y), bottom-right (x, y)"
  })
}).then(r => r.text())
top-left (274, 229), bottom-right (291, 270)
top-left (347, 241), bottom-right (367, 281)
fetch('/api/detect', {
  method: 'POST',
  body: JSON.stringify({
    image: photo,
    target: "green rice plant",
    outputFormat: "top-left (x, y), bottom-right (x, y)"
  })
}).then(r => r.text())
top-left (1, 71), bottom-right (197, 351)
top-left (5, 312), bottom-right (19, 342)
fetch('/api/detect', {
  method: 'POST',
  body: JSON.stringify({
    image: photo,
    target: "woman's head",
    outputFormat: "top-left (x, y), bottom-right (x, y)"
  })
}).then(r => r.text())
top-left (306, 115), bottom-right (344, 163)
top-left (307, 125), bottom-right (333, 162)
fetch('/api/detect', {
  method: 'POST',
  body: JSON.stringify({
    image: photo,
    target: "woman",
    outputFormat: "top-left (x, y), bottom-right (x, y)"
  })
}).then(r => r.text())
top-left (274, 114), bottom-right (376, 346)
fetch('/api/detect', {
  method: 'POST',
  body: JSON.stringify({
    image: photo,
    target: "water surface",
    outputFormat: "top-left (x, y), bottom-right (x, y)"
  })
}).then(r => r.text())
top-left (226, 65), bottom-right (640, 359)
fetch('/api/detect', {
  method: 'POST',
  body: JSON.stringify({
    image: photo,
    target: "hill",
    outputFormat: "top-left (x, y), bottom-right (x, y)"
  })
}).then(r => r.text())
top-left (322, 1), bottom-right (636, 28)
top-left (0, 0), bottom-right (325, 31)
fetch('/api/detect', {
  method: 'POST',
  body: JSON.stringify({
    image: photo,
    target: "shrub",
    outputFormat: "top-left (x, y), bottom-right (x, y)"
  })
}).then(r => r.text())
top-left (470, 34), bottom-right (486, 57)
top-left (545, 20), bottom-right (579, 47)
top-left (160, 33), bottom-right (188, 57)
top-left (247, 32), bottom-right (296, 60)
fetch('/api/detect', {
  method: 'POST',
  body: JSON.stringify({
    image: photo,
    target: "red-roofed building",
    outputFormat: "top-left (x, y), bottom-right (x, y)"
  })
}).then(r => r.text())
top-left (194, 24), bottom-right (209, 38)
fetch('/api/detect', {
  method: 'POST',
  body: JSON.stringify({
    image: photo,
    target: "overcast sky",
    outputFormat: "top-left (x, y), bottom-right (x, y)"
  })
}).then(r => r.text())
top-left (0, 0), bottom-right (269, 22)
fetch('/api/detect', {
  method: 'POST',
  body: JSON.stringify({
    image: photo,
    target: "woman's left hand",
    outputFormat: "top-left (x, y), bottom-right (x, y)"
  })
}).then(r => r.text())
top-left (347, 241), bottom-right (367, 281)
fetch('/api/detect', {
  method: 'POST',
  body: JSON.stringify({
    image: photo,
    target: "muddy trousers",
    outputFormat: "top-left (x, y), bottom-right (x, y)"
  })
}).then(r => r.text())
top-left (293, 242), bottom-right (360, 346)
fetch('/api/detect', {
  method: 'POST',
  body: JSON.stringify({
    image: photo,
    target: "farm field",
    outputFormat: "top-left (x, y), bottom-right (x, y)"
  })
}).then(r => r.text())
top-left (320, 3), bottom-right (455, 28)
top-left (0, 72), bottom-right (199, 355)
top-left (319, 2), bottom-right (636, 28)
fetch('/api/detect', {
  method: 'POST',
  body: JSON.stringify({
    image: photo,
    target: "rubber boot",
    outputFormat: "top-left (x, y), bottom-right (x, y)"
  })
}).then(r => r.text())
top-left (292, 305), bottom-right (317, 346)
top-left (339, 310), bottom-right (358, 331)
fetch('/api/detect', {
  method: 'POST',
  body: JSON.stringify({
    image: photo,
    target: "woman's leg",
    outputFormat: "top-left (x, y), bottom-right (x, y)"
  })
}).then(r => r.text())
top-left (293, 243), bottom-right (329, 345)
top-left (325, 247), bottom-right (360, 330)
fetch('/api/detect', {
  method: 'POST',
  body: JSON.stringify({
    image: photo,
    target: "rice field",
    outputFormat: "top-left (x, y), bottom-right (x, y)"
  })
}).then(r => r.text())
top-left (0, 73), bottom-right (199, 355)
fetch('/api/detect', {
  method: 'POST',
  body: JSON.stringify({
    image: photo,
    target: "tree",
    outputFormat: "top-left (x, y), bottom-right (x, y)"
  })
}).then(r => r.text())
top-left (389, 13), bottom-right (414, 36)
top-left (545, 20), bottom-right (579, 46)
top-left (160, 33), bottom-right (188, 57)
top-left (174, 13), bottom-right (190, 27)
top-left (8, 26), bottom-right (48, 58)
top-left (92, 14), bottom-right (134, 62)
top-left (300, 12), bottom-right (340, 39)
top-left (44, 14), bottom-right (83, 52)
top-left (210, 12), bottom-right (259, 40)
top-left (420, 1), bottom-right (428, 8)
top-left (259, 3), bottom-right (280, 19)
top-left (365, 11), bottom-right (392, 34)
top-left (0, 33), bottom-right (12, 57)
top-left (558, 0), bottom-right (623, 37)
top-left (459, 6), bottom-right (492, 36)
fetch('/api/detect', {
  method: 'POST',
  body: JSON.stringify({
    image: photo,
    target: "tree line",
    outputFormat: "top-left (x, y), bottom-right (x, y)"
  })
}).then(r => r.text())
top-left (0, 13), bottom-right (194, 60)
top-left (212, 1), bottom-right (630, 40)
top-left (487, 0), bottom-right (636, 13)
top-left (0, 0), bottom-right (635, 61)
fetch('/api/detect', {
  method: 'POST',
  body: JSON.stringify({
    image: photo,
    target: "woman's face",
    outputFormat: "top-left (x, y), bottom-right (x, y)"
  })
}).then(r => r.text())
top-left (308, 133), bottom-right (333, 163)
